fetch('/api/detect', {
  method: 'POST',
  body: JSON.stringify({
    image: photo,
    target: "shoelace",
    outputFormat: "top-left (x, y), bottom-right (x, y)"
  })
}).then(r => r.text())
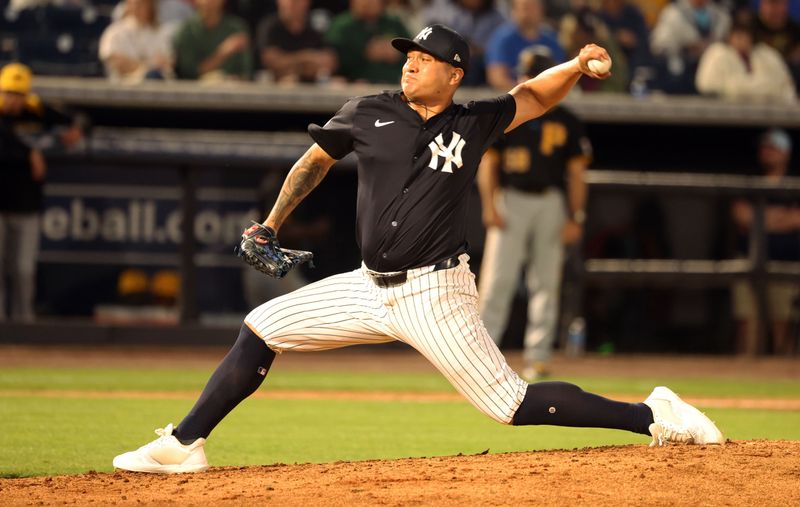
top-left (140, 424), bottom-right (176, 451)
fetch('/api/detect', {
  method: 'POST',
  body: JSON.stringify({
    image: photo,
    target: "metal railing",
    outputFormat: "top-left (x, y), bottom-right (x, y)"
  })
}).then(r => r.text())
top-left (582, 170), bottom-right (800, 355)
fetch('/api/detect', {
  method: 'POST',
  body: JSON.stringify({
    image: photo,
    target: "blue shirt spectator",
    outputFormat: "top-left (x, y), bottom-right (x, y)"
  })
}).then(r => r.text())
top-left (485, 0), bottom-right (565, 90)
top-left (751, 0), bottom-right (800, 22)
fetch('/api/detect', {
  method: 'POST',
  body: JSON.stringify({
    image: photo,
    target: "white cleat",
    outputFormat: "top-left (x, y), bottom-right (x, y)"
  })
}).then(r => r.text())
top-left (643, 386), bottom-right (725, 447)
top-left (113, 424), bottom-right (209, 473)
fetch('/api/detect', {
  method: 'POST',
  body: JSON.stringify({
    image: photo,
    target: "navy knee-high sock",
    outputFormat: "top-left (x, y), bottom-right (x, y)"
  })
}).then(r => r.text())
top-left (174, 325), bottom-right (275, 443)
top-left (512, 381), bottom-right (654, 435)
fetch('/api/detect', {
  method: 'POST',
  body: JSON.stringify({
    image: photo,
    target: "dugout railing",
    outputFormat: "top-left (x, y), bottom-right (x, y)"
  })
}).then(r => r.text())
top-left (579, 171), bottom-right (800, 356)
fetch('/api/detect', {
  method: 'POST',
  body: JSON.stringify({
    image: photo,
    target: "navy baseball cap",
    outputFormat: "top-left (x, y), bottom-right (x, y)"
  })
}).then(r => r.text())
top-left (392, 24), bottom-right (470, 73)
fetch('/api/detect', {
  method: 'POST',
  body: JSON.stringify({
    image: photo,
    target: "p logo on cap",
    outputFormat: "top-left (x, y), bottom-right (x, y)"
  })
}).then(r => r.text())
top-left (392, 24), bottom-right (470, 73)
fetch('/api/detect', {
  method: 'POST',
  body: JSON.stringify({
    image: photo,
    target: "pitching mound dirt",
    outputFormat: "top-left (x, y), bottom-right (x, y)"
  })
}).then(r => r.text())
top-left (2, 440), bottom-right (798, 506)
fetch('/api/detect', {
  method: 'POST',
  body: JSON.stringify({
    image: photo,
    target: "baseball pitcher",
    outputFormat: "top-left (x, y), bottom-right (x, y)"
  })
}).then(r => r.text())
top-left (113, 24), bottom-right (724, 474)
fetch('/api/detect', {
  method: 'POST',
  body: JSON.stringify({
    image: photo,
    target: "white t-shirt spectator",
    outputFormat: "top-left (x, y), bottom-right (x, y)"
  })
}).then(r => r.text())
top-left (99, 16), bottom-right (173, 82)
top-left (696, 41), bottom-right (797, 103)
top-left (651, 0), bottom-right (731, 59)
top-left (111, 0), bottom-right (194, 36)
top-left (9, 0), bottom-right (88, 12)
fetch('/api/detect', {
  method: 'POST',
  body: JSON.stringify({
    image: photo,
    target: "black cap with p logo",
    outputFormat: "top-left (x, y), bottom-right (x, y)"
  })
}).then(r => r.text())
top-left (392, 24), bottom-right (470, 73)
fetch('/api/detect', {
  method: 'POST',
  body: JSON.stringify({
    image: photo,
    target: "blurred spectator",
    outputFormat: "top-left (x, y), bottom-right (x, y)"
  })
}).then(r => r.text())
top-left (421, 0), bottom-right (456, 25)
top-left (386, 0), bottom-right (427, 34)
top-left (731, 129), bottom-right (799, 355)
top-left (255, 0), bottom-right (337, 83)
top-left (628, 0), bottom-right (670, 28)
top-left (225, 0), bottom-right (278, 39)
top-left (540, 0), bottom-right (572, 24)
top-left (485, 0), bottom-right (565, 90)
top-left (425, 0), bottom-right (507, 86)
top-left (111, 0), bottom-right (195, 34)
top-left (598, 0), bottom-right (652, 71)
top-left (757, 0), bottom-right (800, 21)
top-left (99, 0), bottom-right (175, 83)
top-left (559, 7), bottom-right (630, 92)
top-left (651, 0), bottom-right (731, 94)
top-left (325, 0), bottom-right (410, 84)
top-left (313, 0), bottom-right (349, 16)
top-left (8, 0), bottom-right (88, 13)
top-left (696, 18), bottom-right (796, 102)
top-left (478, 48), bottom-right (591, 379)
top-left (173, 0), bottom-right (253, 81)
top-left (0, 63), bottom-right (83, 322)
top-left (754, 0), bottom-right (800, 91)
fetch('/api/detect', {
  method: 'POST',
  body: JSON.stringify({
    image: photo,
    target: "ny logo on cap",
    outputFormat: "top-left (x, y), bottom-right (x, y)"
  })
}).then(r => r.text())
top-left (416, 27), bottom-right (433, 40)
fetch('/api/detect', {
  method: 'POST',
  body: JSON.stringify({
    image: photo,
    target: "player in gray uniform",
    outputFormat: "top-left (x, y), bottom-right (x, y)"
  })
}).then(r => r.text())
top-left (478, 48), bottom-right (591, 380)
top-left (113, 24), bottom-right (724, 474)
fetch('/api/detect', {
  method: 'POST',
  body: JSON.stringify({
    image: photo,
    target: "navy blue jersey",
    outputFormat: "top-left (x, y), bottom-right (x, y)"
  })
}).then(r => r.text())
top-left (309, 90), bottom-right (516, 271)
top-left (0, 96), bottom-right (73, 212)
top-left (494, 105), bottom-right (591, 193)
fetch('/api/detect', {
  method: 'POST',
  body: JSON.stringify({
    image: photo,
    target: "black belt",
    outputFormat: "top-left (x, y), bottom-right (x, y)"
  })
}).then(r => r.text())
top-left (368, 255), bottom-right (461, 289)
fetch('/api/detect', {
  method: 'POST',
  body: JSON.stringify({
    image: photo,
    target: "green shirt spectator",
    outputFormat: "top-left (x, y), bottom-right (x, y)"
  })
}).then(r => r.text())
top-left (173, 13), bottom-right (253, 80)
top-left (326, 5), bottom-right (410, 84)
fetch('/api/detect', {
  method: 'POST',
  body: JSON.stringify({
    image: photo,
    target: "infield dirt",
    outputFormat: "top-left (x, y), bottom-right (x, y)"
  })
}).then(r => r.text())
top-left (1, 440), bottom-right (798, 506)
top-left (2, 346), bottom-right (799, 506)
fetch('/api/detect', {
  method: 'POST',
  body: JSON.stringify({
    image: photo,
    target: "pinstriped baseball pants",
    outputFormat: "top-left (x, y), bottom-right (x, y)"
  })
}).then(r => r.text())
top-left (245, 254), bottom-right (529, 424)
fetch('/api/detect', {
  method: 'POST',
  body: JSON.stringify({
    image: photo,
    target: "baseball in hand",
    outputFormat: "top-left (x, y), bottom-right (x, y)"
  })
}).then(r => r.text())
top-left (588, 58), bottom-right (611, 75)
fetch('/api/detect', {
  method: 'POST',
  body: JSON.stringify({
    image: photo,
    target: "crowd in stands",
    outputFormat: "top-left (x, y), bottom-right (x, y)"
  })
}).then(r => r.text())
top-left (1, 0), bottom-right (799, 98)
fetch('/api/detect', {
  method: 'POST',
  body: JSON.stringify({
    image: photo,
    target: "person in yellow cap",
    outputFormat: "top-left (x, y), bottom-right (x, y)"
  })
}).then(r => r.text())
top-left (0, 62), bottom-right (83, 322)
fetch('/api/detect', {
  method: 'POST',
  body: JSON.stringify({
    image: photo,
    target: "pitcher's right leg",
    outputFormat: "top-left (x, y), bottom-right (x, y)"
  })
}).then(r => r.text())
top-left (113, 267), bottom-right (396, 473)
top-left (113, 324), bottom-right (271, 473)
top-left (245, 267), bottom-right (396, 352)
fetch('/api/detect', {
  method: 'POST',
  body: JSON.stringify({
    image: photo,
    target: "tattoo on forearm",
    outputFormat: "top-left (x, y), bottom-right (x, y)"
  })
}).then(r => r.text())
top-left (269, 150), bottom-right (328, 228)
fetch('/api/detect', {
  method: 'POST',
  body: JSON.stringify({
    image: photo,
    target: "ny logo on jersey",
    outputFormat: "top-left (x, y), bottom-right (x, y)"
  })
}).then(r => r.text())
top-left (416, 27), bottom-right (433, 40)
top-left (428, 132), bottom-right (466, 173)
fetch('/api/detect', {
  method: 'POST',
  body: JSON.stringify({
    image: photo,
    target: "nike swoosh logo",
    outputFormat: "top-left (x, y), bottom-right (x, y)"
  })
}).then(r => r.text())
top-left (374, 120), bottom-right (395, 127)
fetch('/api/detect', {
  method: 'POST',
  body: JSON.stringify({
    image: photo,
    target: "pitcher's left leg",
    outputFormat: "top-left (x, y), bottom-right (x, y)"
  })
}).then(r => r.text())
top-left (387, 256), bottom-right (656, 435)
top-left (512, 381), bottom-right (653, 435)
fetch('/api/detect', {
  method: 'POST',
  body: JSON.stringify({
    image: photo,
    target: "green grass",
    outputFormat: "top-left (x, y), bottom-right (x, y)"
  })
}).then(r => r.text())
top-left (1, 367), bottom-right (799, 477)
top-left (2, 368), bottom-right (800, 398)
